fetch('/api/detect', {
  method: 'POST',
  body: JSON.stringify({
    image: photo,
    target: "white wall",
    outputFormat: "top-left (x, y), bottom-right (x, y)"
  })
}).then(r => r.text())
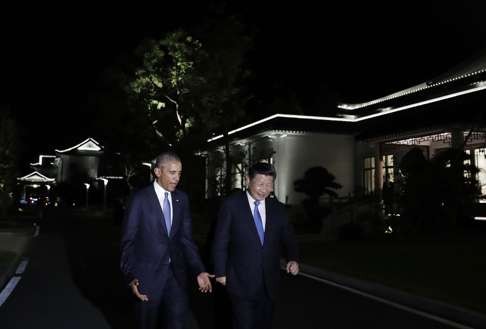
top-left (273, 132), bottom-right (355, 205)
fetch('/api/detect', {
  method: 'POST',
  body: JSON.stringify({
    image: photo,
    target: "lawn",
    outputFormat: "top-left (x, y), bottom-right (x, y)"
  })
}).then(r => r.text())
top-left (0, 250), bottom-right (17, 287)
top-left (0, 251), bottom-right (16, 266)
top-left (298, 232), bottom-right (486, 315)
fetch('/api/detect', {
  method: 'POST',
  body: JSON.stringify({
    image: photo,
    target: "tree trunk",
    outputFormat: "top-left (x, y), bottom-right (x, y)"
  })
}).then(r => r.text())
top-left (224, 133), bottom-right (232, 195)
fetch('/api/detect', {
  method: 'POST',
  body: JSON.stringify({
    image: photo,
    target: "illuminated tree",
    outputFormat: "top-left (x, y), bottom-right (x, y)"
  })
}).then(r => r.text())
top-left (127, 31), bottom-right (205, 146)
top-left (125, 18), bottom-right (253, 193)
top-left (93, 15), bottom-right (253, 195)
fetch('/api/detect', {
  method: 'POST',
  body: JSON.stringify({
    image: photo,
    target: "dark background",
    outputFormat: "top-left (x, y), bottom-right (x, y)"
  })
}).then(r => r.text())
top-left (1, 1), bottom-right (486, 165)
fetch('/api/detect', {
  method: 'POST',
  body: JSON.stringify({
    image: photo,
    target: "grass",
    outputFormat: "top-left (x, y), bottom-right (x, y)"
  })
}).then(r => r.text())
top-left (0, 250), bottom-right (18, 286)
top-left (298, 232), bottom-right (486, 315)
top-left (0, 251), bottom-right (16, 265)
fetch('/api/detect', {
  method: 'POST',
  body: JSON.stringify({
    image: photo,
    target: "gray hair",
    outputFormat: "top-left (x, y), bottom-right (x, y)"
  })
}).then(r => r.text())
top-left (154, 151), bottom-right (181, 169)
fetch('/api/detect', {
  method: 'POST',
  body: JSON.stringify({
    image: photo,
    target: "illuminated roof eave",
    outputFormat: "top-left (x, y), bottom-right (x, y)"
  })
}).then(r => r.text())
top-left (55, 138), bottom-right (103, 153)
top-left (30, 154), bottom-right (56, 166)
top-left (338, 82), bottom-right (428, 110)
top-left (207, 114), bottom-right (354, 142)
top-left (207, 82), bottom-right (486, 143)
top-left (353, 82), bottom-right (486, 122)
top-left (17, 171), bottom-right (55, 182)
top-left (338, 68), bottom-right (486, 111)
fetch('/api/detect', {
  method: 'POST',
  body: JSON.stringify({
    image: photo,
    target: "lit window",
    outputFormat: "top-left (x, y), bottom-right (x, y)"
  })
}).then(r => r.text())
top-left (382, 154), bottom-right (395, 183)
top-left (363, 157), bottom-right (375, 194)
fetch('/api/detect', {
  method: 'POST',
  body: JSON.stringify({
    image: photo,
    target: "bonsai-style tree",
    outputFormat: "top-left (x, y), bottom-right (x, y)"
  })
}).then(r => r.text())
top-left (294, 166), bottom-right (342, 230)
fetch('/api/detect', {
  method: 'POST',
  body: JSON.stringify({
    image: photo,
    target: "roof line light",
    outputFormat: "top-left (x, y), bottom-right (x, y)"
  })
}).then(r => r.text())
top-left (55, 138), bottom-right (102, 153)
top-left (206, 83), bottom-right (486, 142)
top-left (339, 68), bottom-right (486, 111)
top-left (354, 83), bottom-right (486, 122)
top-left (29, 154), bottom-right (56, 166)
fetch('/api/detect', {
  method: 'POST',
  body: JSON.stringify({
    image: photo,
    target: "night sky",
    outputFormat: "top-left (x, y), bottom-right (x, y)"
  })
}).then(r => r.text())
top-left (1, 1), bottom-right (486, 166)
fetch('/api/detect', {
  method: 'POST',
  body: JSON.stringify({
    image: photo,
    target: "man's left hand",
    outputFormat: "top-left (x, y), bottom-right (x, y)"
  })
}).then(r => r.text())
top-left (286, 261), bottom-right (299, 276)
top-left (197, 272), bottom-right (215, 293)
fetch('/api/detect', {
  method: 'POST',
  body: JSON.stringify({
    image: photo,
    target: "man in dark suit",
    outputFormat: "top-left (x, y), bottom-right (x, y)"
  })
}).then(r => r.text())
top-left (121, 151), bottom-right (213, 329)
top-left (212, 162), bottom-right (299, 329)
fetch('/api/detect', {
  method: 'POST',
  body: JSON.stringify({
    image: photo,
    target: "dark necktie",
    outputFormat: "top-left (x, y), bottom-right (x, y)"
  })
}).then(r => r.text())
top-left (253, 200), bottom-right (265, 245)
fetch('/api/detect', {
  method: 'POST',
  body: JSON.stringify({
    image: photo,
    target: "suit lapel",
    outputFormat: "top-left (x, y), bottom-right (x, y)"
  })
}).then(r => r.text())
top-left (149, 186), bottom-right (168, 237)
top-left (170, 190), bottom-right (182, 237)
top-left (263, 198), bottom-right (274, 246)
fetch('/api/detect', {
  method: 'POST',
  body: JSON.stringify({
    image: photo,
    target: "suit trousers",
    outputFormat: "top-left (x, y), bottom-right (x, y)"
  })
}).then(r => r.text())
top-left (230, 288), bottom-right (274, 329)
top-left (135, 267), bottom-right (188, 329)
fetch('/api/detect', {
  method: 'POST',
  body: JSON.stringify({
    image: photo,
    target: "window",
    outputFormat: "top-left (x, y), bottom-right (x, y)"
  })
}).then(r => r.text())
top-left (363, 157), bottom-right (375, 194)
top-left (474, 148), bottom-right (486, 199)
top-left (215, 166), bottom-right (224, 197)
top-left (232, 163), bottom-right (245, 190)
top-left (382, 154), bottom-right (395, 183)
top-left (464, 149), bottom-right (472, 179)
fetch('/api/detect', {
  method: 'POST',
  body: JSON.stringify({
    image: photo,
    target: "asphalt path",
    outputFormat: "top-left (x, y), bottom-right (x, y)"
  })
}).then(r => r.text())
top-left (0, 212), bottom-right (472, 329)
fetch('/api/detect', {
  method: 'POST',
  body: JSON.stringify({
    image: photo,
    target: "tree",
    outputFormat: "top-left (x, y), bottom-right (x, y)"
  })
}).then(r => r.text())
top-left (93, 15), bottom-right (254, 196)
top-left (91, 62), bottom-right (163, 190)
top-left (294, 166), bottom-right (342, 230)
top-left (397, 146), bottom-right (480, 233)
top-left (127, 31), bottom-right (205, 147)
top-left (0, 109), bottom-right (18, 216)
top-left (194, 16), bottom-right (253, 193)
top-left (124, 18), bottom-right (253, 194)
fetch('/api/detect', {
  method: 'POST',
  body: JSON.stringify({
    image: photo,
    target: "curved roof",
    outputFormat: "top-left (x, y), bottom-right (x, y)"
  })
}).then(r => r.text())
top-left (17, 171), bottom-right (55, 183)
top-left (55, 138), bottom-right (103, 154)
top-left (338, 51), bottom-right (486, 111)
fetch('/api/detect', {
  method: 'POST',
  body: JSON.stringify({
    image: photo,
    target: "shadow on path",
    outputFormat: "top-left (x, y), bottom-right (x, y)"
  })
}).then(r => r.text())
top-left (57, 208), bottom-right (231, 329)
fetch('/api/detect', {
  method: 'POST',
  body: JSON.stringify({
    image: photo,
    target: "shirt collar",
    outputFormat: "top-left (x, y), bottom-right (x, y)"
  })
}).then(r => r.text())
top-left (154, 181), bottom-right (171, 199)
top-left (246, 191), bottom-right (264, 205)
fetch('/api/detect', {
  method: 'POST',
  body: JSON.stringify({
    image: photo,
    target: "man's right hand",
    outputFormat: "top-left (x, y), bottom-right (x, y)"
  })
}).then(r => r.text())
top-left (129, 279), bottom-right (149, 301)
top-left (215, 276), bottom-right (226, 286)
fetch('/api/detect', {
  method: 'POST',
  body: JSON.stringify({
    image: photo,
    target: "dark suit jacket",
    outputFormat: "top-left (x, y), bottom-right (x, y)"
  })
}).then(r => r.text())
top-left (120, 184), bottom-right (204, 296)
top-left (212, 191), bottom-right (299, 300)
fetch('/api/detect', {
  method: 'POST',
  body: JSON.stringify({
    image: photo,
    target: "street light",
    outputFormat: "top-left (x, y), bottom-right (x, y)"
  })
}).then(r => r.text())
top-left (97, 178), bottom-right (109, 209)
top-left (84, 183), bottom-right (90, 208)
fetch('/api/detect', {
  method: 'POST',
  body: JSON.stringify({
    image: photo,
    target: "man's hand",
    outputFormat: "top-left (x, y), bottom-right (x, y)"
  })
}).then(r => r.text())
top-left (286, 261), bottom-right (299, 276)
top-left (197, 272), bottom-right (215, 293)
top-left (129, 279), bottom-right (149, 301)
top-left (215, 276), bottom-right (226, 286)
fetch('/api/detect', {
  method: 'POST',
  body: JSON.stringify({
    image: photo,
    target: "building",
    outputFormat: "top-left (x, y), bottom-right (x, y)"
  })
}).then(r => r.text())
top-left (54, 138), bottom-right (103, 183)
top-left (17, 138), bottom-right (124, 207)
top-left (203, 53), bottom-right (486, 210)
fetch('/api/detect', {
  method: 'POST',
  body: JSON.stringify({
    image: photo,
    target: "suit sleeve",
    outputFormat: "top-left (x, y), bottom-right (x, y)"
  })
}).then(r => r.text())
top-left (120, 193), bottom-right (140, 284)
top-left (180, 195), bottom-right (205, 275)
top-left (212, 199), bottom-right (232, 277)
top-left (280, 205), bottom-right (299, 262)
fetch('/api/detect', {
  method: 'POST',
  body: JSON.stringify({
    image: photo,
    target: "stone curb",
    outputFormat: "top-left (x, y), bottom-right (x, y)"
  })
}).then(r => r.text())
top-left (299, 263), bottom-right (486, 329)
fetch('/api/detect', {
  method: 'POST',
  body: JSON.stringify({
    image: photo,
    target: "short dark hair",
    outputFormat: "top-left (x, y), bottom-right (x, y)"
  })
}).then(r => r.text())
top-left (248, 162), bottom-right (276, 179)
top-left (154, 151), bottom-right (181, 169)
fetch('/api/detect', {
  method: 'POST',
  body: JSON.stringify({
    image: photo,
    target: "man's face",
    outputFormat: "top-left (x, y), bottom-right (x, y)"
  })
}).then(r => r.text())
top-left (247, 174), bottom-right (274, 201)
top-left (154, 160), bottom-right (182, 192)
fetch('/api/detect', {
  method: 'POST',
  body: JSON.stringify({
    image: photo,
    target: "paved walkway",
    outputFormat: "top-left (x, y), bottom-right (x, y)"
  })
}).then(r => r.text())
top-left (0, 225), bottom-right (201, 329)
top-left (1, 221), bottom-right (486, 329)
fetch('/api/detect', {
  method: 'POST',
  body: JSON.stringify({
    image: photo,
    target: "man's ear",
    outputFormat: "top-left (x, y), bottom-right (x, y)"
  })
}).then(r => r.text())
top-left (245, 176), bottom-right (250, 186)
top-left (154, 167), bottom-right (161, 178)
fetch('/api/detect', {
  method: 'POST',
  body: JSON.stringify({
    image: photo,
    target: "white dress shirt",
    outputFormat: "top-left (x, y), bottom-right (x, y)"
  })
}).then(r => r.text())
top-left (154, 181), bottom-right (173, 225)
top-left (246, 192), bottom-right (266, 231)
